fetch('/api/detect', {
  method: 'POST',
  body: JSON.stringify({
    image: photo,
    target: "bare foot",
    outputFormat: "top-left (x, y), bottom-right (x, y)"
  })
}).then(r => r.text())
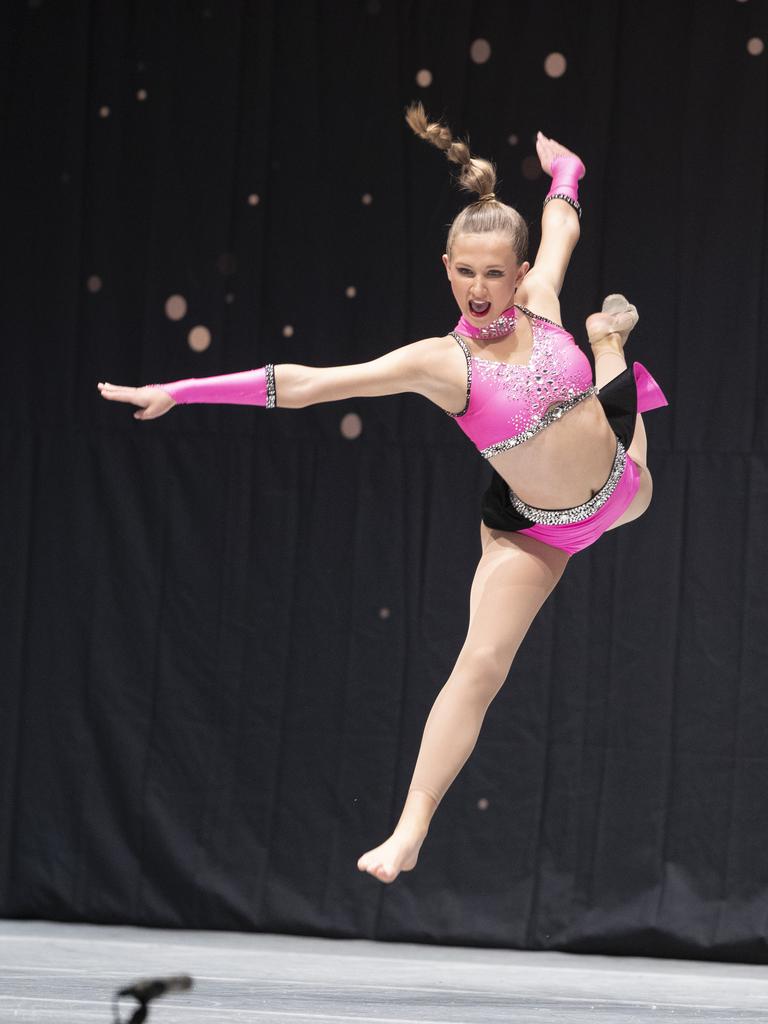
top-left (357, 828), bottom-right (426, 884)
top-left (586, 293), bottom-right (639, 350)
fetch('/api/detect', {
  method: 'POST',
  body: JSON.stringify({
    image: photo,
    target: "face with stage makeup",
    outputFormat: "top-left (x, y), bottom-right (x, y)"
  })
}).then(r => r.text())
top-left (442, 231), bottom-right (530, 325)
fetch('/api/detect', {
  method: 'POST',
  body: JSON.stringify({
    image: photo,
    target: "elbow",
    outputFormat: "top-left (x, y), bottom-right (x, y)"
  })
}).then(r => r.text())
top-left (273, 365), bottom-right (315, 409)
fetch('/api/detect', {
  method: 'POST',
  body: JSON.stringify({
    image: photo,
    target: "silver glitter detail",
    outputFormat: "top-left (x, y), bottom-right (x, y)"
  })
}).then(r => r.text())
top-left (476, 308), bottom-right (518, 339)
top-left (446, 307), bottom-right (594, 449)
top-left (508, 439), bottom-right (627, 524)
top-left (265, 363), bottom-right (276, 408)
top-left (479, 386), bottom-right (596, 458)
top-left (444, 333), bottom-right (472, 417)
top-left (543, 193), bottom-right (582, 219)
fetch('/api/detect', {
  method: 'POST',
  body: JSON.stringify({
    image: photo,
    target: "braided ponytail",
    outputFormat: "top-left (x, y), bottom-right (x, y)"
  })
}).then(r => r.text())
top-left (404, 101), bottom-right (528, 264)
top-left (404, 100), bottom-right (497, 199)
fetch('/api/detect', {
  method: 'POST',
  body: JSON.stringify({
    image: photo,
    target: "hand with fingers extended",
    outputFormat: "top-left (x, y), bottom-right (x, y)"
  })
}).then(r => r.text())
top-left (97, 381), bottom-right (176, 420)
top-left (535, 131), bottom-right (586, 181)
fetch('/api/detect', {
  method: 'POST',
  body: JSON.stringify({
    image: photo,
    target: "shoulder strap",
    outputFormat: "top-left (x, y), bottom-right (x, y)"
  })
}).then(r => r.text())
top-left (444, 331), bottom-right (472, 418)
top-left (515, 303), bottom-right (563, 329)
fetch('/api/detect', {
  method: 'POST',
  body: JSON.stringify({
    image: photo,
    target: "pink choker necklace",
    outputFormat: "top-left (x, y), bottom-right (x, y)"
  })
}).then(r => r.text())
top-left (454, 304), bottom-right (518, 339)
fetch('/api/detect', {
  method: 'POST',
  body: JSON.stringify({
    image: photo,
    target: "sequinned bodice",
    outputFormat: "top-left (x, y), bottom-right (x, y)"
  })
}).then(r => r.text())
top-left (445, 305), bottom-right (595, 459)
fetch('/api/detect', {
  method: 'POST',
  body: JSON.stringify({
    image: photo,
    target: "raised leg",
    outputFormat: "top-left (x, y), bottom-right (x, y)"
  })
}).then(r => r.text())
top-left (357, 527), bottom-right (569, 883)
top-left (586, 293), bottom-right (647, 468)
top-left (586, 294), bottom-right (653, 529)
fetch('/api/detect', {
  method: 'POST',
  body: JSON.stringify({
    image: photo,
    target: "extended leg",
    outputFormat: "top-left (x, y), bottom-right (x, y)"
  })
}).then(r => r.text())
top-left (357, 527), bottom-right (569, 883)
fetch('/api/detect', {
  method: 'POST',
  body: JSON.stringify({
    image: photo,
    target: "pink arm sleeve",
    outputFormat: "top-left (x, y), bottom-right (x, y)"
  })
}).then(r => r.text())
top-left (546, 154), bottom-right (586, 203)
top-left (147, 364), bottom-right (276, 406)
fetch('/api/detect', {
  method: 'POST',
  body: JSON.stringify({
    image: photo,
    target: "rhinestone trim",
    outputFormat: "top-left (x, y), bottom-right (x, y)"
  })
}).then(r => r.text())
top-left (475, 308), bottom-right (518, 339)
top-left (514, 303), bottom-right (562, 329)
top-left (508, 439), bottom-right (627, 525)
top-left (479, 385), bottom-right (596, 458)
top-left (543, 192), bottom-right (583, 219)
top-left (455, 305), bottom-right (518, 340)
top-left (444, 332), bottom-right (472, 417)
top-left (265, 363), bottom-right (276, 408)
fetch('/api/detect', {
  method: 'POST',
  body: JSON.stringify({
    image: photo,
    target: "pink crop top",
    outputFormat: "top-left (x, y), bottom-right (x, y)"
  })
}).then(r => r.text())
top-left (445, 304), bottom-right (596, 458)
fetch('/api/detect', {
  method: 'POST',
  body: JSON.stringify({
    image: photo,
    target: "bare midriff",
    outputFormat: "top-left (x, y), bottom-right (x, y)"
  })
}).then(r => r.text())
top-left (488, 394), bottom-right (618, 509)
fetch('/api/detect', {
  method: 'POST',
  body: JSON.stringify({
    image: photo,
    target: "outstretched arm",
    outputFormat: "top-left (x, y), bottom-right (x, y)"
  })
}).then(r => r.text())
top-left (262, 340), bottom-right (438, 409)
top-left (96, 337), bottom-right (460, 420)
top-left (522, 132), bottom-right (584, 299)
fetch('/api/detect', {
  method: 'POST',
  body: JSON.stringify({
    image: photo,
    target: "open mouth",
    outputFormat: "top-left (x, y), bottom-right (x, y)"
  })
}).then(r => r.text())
top-left (469, 300), bottom-right (491, 317)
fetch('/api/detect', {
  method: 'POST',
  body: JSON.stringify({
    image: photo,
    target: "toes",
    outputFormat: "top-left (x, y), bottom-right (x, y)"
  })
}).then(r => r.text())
top-left (357, 851), bottom-right (398, 883)
top-left (617, 308), bottom-right (639, 332)
top-left (357, 851), bottom-right (381, 872)
top-left (602, 293), bottom-right (630, 314)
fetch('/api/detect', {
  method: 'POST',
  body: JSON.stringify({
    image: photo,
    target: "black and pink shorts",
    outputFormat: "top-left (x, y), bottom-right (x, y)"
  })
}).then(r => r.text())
top-left (480, 363), bottom-right (665, 555)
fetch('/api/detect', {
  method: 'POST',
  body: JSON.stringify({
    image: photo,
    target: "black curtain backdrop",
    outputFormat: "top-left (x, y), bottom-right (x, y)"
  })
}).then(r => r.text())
top-left (2, 0), bottom-right (768, 960)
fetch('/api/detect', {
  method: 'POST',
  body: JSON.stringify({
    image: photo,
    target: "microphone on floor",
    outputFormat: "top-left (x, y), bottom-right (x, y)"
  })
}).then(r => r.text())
top-left (113, 975), bottom-right (193, 1023)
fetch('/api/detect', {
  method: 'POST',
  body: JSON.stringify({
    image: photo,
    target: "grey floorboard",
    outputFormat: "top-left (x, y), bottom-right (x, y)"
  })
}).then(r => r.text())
top-left (0, 920), bottom-right (767, 1023)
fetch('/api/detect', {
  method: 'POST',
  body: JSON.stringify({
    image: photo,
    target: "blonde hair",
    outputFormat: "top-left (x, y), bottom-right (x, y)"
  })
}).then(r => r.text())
top-left (404, 100), bottom-right (528, 265)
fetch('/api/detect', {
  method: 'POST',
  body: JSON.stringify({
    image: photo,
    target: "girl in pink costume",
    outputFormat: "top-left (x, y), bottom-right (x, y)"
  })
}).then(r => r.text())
top-left (98, 103), bottom-right (667, 885)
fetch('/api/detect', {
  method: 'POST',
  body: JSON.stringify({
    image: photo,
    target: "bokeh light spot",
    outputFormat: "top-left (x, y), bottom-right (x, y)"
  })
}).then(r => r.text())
top-left (361, 192), bottom-right (373, 205)
top-left (247, 193), bottom-right (260, 206)
top-left (340, 412), bottom-right (362, 439)
top-left (136, 88), bottom-right (148, 101)
top-left (224, 292), bottom-right (235, 304)
top-left (521, 155), bottom-right (542, 180)
top-left (99, 105), bottom-right (110, 118)
top-left (86, 275), bottom-right (102, 293)
top-left (188, 325), bottom-right (211, 352)
top-left (747, 36), bottom-right (764, 55)
top-left (415, 68), bottom-right (433, 88)
top-left (282, 324), bottom-right (294, 338)
top-left (544, 52), bottom-right (567, 78)
top-left (507, 133), bottom-right (519, 146)
top-left (345, 285), bottom-right (357, 298)
top-left (470, 38), bottom-right (492, 64)
top-left (477, 798), bottom-right (490, 811)
top-left (165, 294), bottom-right (187, 321)
top-left (379, 607), bottom-right (391, 620)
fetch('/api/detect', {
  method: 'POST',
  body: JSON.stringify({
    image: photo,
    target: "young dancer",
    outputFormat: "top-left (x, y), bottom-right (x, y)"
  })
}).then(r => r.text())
top-left (97, 102), bottom-right (667, 884)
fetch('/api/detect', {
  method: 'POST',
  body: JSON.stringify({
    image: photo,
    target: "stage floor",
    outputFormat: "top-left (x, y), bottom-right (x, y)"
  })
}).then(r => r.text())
top-left (1, 919), bottom-right (767, 1022)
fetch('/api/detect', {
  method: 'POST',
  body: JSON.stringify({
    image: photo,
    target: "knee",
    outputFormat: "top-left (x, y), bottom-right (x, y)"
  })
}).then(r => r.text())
top-left (454, 643), bottom-right (515, 699)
